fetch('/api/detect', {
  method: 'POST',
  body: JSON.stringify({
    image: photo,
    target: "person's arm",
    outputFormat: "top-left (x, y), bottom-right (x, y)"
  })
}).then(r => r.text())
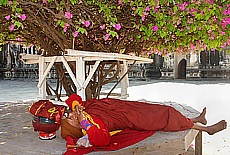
top-left (78, 112), bottom-right (111, 147)
top-left (86, 122), bottom-right (111, 146)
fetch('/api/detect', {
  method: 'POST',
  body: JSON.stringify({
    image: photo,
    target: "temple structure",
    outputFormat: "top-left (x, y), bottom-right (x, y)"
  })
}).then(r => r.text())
top-left (1, 43), bottom-right (230, 80)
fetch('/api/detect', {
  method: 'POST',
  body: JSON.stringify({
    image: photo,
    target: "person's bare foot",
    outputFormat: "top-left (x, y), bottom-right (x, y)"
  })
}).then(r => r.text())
top-left (207, 120), bottom-right (227, 135)
top-left (192, 107), bottom-right (207, 125)
top-left (199, 107), bottom-right (207, 125)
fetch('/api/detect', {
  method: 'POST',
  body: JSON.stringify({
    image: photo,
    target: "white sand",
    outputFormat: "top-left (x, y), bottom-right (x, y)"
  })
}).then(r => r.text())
top-left (126, 81), bottom-right (230, 155)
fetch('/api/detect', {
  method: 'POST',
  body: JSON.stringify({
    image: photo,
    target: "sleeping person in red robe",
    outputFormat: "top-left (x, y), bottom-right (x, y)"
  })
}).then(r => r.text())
top-left (61, 94), bottom-right (227, 154)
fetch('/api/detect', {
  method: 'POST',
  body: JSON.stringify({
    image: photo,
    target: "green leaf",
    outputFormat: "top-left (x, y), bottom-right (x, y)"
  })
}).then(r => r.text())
top-left (173, 5), bottom-right (178, 13)
top-left (146, 29), bottom-right (152, 36)
top-left (70, 0), bottom-right (77, 5)
top-left (138, 7), bottom-right (143, 17)
top-left (140, 25), bottom-right (146, 31)
top-left (14, 21), bottom-right (22, 28)
top-left (109, 30), bottom-right (118, 37)
top-left (60, 21), bottom-right (65, 28)
top-left (16, 8), bottom-right (22, 13)
top-left (136, 35), bottom-right (141, 39)
top-left (160, 31), bottom-right (167, 38)
top-left (78, 28), bottom-right (86, 34)
top-left (0, 0), bottom-right (7, 5)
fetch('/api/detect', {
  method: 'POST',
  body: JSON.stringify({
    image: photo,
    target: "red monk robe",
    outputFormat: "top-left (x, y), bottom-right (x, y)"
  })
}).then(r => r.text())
top-left (63, 96), bottom-right (194, 155)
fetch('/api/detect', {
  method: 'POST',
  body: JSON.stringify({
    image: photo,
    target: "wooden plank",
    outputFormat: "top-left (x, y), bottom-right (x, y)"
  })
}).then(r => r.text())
top-left (21, 52), bottom-right (152, 64)
top-left (22, 55), bottom-right (76, 64)
top-left (120, 61), bottom-right (128, 98)
top-left (65, 49), bottom-right (153, 63)
top-left (81, 60), bottom-right (101, 90)
top-left (100, 92), bottom-right (129, 99)
top-left (38, 57), bottom-right (46, 99)
top-left (76, 57), bottom-right (86, 100)
top-left (37, 56), bottom-right (57, 88)
top-left (195, 131), bottom-right (202, 155)
top-left (61, 56), bottom-right (81, 89)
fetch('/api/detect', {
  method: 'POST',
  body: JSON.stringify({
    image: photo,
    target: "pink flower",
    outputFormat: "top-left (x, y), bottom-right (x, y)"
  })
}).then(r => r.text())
top-left (190, 9), bottom-right (197, 16)
top-left (73, 30), bottom-right (78, 37)
top-left (221, 42), bottom-right (226, 48)
top-left (147, 51), bottom-right (153, 55)
top-left (65, 12), bottom-right (73, 19)
top-left (213, 16), bottom-right (217, 22)
top-left (186, 26), bottom-right (190, 30)
top-left (84, 20), bottom-right (90, 27)
top-left (63, 23), bottom-right (70, 32)
top-left (219, 31), bottom-right (226, 36)
top-left (104, 34), bottom-right (110, 41)
top-left (142, 15), bottom-right (145, 21)
top-left (178, 2), bottom-right (188, 11)
top-left (100, 24), bottom-right (105, 30)
top-left (43, 0), bottom-right (48, 4)
top-left (114, 23), bottom-right (121, 30)
top-left (151, 25), bottom-right (158, 31)
top-left (20, 14), bottom-right (26, 21)
top-left (5, 15), bottom-right (10, 20)
top-left (8, 1), bottom-right (13, 5)
top-left (118, 0), bottom-right (122, 5)
top-left (10, 24), bottom-right (14, 31)
top-left (142, 12), bottom-right (148, 21)
top-left (145, 6), bottom-right (150, 11)
top-left (205, 0), bottom-right (213, 4)
top-left (190, 44), bottom-right (196, 49)
top-left (222, 17), bottom-right (230, 29)
top-left (187, 20), bottom-right (192, 24)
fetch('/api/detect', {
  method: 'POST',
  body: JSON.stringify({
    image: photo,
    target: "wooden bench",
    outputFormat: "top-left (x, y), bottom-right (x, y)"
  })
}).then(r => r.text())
top-left (87, 101), bottom-right (202, 155)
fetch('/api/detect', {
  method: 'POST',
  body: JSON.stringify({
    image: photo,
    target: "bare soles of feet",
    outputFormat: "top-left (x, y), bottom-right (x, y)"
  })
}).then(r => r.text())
top-left (207, 120), bottom-right (227, 135)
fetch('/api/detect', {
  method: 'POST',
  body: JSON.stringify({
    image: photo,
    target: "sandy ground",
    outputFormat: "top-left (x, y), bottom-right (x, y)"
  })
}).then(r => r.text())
top-left (0, 101), bottom-right (66, 155)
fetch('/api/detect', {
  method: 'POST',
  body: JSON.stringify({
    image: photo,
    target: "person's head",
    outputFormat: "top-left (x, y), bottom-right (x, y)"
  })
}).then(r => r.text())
top-left (65, 94), bottom-right (83, 111)
top-left (61, 109), bottom-right (83, 139)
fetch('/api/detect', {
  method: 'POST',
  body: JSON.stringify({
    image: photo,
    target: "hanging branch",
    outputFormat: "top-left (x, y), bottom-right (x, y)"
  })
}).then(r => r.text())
top-left (106, 60), bottom-right (136, 98)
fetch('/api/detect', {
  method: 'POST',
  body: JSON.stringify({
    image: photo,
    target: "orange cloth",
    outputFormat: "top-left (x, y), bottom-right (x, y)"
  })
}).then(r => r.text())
top-left (61, 119), bottom-right (83, 139)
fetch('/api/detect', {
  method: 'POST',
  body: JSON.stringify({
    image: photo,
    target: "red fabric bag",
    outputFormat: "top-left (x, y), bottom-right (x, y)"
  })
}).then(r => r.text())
top-left (29, 100), bottom-right (65, 124)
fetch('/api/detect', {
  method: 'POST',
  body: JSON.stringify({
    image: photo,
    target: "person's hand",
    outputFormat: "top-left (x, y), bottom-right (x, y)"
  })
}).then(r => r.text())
top-left (75, 105), bottom-right (85, 114)
top-left (74, 105), bottom-right (85, 122)
top-left (77, 110), bottom-right (85, 122)
top-left (76, 134), bottom-right (92, 148)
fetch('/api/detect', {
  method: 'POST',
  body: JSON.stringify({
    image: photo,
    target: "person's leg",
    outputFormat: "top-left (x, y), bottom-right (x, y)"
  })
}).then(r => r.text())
top-left (192, 120), bottom-right (227, 135)
top-left (190, 107), bottom-right (207, 125)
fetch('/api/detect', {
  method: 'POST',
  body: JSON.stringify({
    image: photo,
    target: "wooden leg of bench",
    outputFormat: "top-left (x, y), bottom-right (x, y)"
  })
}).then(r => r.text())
top-left (195, 131), bottom-right (202, 155)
